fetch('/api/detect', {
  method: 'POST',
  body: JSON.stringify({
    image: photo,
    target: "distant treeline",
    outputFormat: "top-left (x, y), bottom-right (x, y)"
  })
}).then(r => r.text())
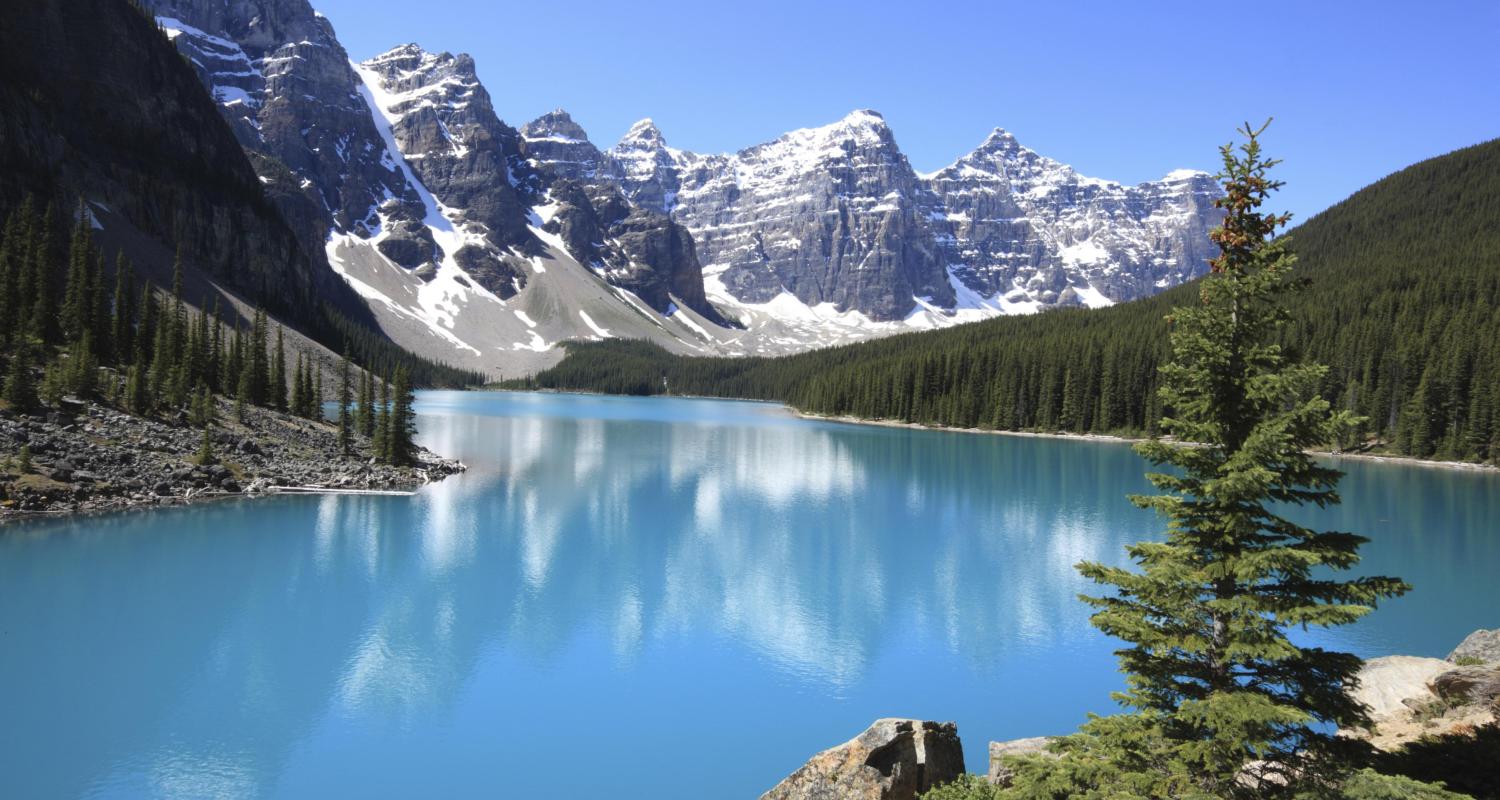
top-left (519, 139), bottom-right (1500, 465)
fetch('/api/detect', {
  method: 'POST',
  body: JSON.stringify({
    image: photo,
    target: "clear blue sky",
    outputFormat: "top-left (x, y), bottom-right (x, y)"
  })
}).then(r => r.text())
top-left (313, 0), bottom-right (1498, 222)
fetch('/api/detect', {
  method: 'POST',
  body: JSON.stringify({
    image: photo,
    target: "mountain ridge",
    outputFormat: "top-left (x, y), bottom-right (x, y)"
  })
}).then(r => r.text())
top-left (141, 0), bottom-right (1225, 376)
top-left (522, 137), bottom-right (1500, 465)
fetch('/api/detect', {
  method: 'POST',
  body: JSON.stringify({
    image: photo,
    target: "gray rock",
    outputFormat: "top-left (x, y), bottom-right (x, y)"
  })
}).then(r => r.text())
top-left (143, 0), bottom-right (441, 295)
top-left (760, 719), bottom-right (963, 800)
top-left (1352, 655), bottom-right (1452, 718)
top-left (1430, 666), bottom-right (1500, 709)
top-left (924, 130), bottom-right (1222, 309)
top-left (613, 110), bottom-right (954, 321)
top-left (1447, 628), bottom-right (1500, 665)
top-left (357, 44), bottom-right (537, 297)
top-left (520, 112), bottom-right (725, 323)
top-left (987, 737), bottom-right (1056, 787)
top-left (609, 112), bottom-right (1224, 321)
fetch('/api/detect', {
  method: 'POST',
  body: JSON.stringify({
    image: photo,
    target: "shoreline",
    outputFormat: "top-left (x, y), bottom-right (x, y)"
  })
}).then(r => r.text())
top-left (1, 396), bottom-right (465, 523)
top-left (792, 411), bottom-right (1500, 473)
top-left (0, 478), bottom-right (445, 523)
top-left (483, 389), bottom-right (1498, 474)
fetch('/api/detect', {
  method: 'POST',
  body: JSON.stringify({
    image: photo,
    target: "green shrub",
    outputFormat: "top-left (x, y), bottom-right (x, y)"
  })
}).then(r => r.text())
top-left (1338, 769), bottom-right (1473, 799)
top-left (920, 773), bottom-right (1002, 800)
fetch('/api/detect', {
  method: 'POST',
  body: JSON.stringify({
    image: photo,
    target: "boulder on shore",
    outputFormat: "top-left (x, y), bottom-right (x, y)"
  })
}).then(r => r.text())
top-left (1345, 632), bottom-right (1500, 751)
top-left (1447, 628), bottom-right (1500, 665)
top-left (1431, 665), bottom-right (1500, 712)
top-left (760, 719), bottom-right (964, 800)
top-left (1352, 656), bottom-right (1451, 718)
top-left (987, 737), bottom-right (1056, 787)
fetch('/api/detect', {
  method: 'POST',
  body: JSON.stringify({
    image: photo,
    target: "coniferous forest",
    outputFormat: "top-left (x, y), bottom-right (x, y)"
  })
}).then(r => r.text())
top-left (521, 138), bottom-right (1500, 465)
top-left (0, 199), bottom-right (435, 467)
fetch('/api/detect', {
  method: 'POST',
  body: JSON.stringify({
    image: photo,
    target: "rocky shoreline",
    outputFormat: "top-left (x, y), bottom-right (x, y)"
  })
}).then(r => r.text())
top-left (0, 396), bottom-right (464, 520)
top-left (763, 628), bottom-right (1500, 799)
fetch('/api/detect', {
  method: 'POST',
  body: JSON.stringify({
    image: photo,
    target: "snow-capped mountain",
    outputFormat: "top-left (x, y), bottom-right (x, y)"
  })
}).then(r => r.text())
top-left (610, 110), bottom-right (956, 323)
top-left (149, 0), bottom-right (442, 276)
top-left (924, 129), bottom-right (1221, 311)
top-left (147, 0), bottom-right (1223, 376)
top-left (520, 111), bottom-right (725, 323)
top-left (606, 111), bottom-right (1223, 322)
top-left (146, 1), bottom-right (734, 376)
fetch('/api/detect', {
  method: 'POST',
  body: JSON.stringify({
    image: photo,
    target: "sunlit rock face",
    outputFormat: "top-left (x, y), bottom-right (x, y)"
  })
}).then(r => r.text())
top-left (924, 129), bottom-right (1223, 310)
top-left (608, 113), bottom-right (1224, 321)
top-left (611, 111), bottom-right (956, 322)
top-left (520, 111), bottom-right (724, 321)
top-left (147, 0), bottom-right (1223, 362)
top-left (146, 0), bottom-right (445, 277)
top-left (356, 44), bottom-right (539, 293)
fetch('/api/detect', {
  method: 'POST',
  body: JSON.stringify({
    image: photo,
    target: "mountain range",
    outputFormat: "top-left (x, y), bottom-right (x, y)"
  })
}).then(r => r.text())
top-left (521, 137), bottom-right (1500, 466)
top-left (16, 0), bottom-right (1226, 380)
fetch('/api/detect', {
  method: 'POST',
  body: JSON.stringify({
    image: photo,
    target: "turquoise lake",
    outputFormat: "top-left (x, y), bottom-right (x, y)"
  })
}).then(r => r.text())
top-left (2, 391), bottom-right (1497, 798)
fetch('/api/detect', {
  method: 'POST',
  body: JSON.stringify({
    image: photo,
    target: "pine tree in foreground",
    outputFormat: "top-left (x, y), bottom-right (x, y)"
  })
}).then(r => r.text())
top-left (998, 123), bottom-right (1410, 799)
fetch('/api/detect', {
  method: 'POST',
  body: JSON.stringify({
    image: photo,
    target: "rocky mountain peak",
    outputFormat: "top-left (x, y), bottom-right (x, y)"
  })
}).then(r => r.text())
top-left (839, 107), bottom-right (887, 128)
top-left (770, 108), bottom-right (897, 154)
top-left (353, 42), bottom-right (538, 290)
top-left (1159, 168), bottom-right (1214, 185)
top-left (977, 127), bottom-right (1024, 153)
top-left (368, 42), bottom-right (429, 63)
top-left (618, 118), bottom-right (667, 149)
top-left (522, 109), bottom-right (592, 144)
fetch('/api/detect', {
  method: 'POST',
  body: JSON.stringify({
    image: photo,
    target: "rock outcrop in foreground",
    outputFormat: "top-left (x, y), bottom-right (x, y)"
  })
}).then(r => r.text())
top-left (761, 719), bottom-right (965, 800)
top-left (986, 737), bottom-right (1056, 788)
top-left (1346, 629), bottom-right (1500, 751)
top-left (0, 396), bottom-right (463, 517)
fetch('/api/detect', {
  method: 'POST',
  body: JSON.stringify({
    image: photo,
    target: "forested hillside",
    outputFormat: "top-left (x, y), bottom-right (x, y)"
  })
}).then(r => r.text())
top-left (0, 0), bottom-right (483, 388)
top-left (523, 139), bottom-right (1500, 464)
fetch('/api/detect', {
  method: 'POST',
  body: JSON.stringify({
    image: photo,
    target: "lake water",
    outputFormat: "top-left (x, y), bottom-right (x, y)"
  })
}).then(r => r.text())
top-left (2, 391), bottom-right (1497, 798)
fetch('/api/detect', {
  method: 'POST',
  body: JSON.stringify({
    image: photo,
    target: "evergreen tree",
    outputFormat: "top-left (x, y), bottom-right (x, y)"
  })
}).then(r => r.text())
top-left (65, 332), bottom-right (98, 397)
top-left (271, 326), bottom-right (287, 411)
top-left (189, 382), bottom-right (215, 429)
top-left (235, 344), bottom-right (253, 422)
top-left (337, 349), bottom-right (353, 455)
top-left (249, 307), bottom-right (269, 406)
top-left (312, 363), bottom-right (324, 414)
top-left (62, 202), bottom-right (94, 344)
top-left (4, 342), bottom-right (37, 412)
top-left (133, 283), bottom-right (157, 385)
top-left (384, 366), bottom-right (415, 465)
top-left (110, 254), bottom-right (135, 368)
top-left (372, 373), bottom-right (390, 459)
top-left (125, 363), bottom-right (149, 415)
top-left (356, 368), bottom-right (374, 437)
top-left (195, 425), bottom-right (217, 466)
top-left (189, 307), bottom-right (210, 390)
top-left (0, 202), bottom-right (31, 343)
top-left (209, 299), bottom-right (225, 393)
top-left (289, 353), bottom-right (307, 419)
top-left (89, 249), bottom-right (109, 362)
top-left (1004, 123), bottom-right (1411, 799)
top-left (222, 320), bottom-right (242, 398)
top-left (27, 203), bottom-right (60, 347)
